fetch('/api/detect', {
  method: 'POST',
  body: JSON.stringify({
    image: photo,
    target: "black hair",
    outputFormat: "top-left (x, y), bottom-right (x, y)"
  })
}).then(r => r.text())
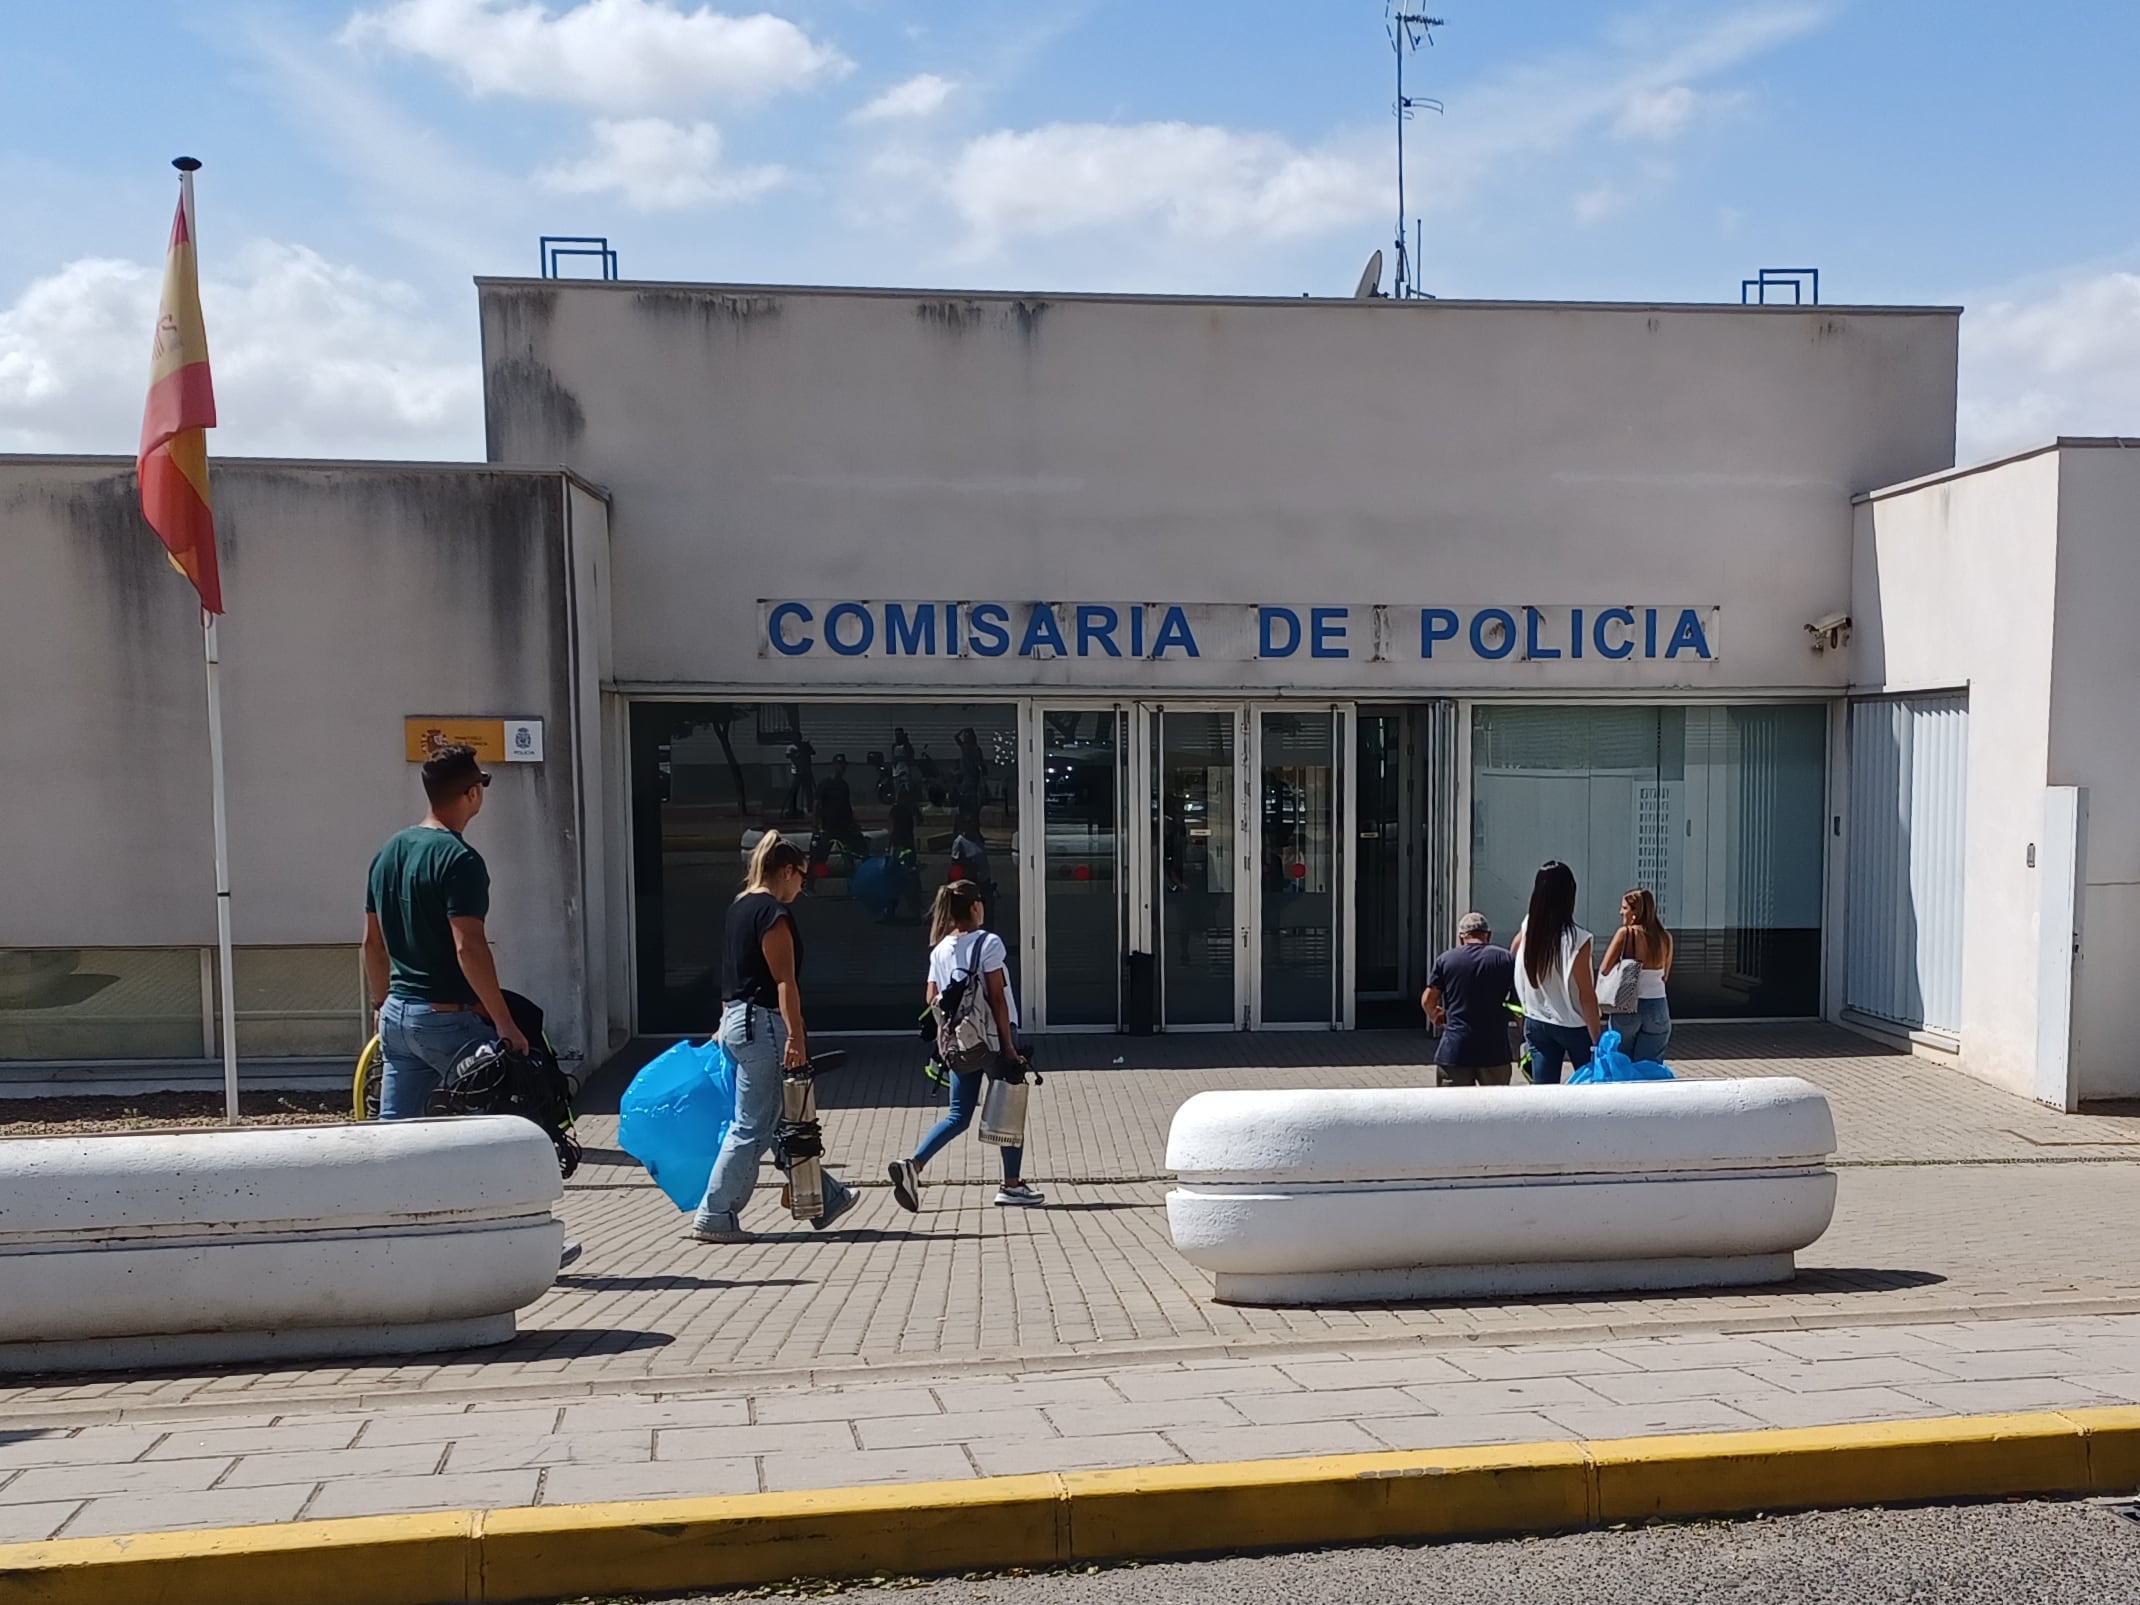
top-left (1523, 861), bottom-right (1579, 988)
top-left (421, 745), bottom-right (485, 805)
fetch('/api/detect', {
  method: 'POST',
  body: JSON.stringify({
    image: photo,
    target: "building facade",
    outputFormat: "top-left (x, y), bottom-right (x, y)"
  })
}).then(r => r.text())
top-left (1, 277), bottom-right (2127, 1106)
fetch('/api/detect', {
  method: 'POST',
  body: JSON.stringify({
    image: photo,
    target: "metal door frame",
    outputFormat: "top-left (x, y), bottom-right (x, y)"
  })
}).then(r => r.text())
top-left (1138, 702), bottom-right (1252, 1031)
top-left (1023, 701), bottom-right (1130, 1033)
top-left (1246, 703), bottom-right (1354, 1031)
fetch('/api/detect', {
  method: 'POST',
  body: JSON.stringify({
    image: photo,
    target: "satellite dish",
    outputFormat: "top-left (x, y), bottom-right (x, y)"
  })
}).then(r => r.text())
top-left (1354, 249), bottom-right (1384, 299)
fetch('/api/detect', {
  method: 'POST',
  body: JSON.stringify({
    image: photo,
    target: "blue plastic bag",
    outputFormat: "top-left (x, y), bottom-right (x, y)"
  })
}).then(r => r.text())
top-left (1569, 1027), bottom-right (1675, 1084)
top-left (618, 1038), bottom-right (739, 1210)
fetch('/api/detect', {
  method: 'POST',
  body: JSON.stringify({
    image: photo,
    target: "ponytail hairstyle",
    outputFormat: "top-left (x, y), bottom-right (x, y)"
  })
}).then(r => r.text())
top-left (1522, 861), bottom-right (1580, 988)
top-left (738, 829), bottom-right (809, 898)
top-left (1623, 886), bottom-right (1670, 967)
top-left (929, 881), bottom-right (984, 947)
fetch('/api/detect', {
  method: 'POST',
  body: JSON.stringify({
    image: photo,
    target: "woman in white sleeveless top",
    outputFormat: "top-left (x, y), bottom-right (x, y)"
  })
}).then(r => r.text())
top-left (1599, 886), bottom-right (1674, 1062)
top-left (1508, 860), bottom-right (1604, 1084)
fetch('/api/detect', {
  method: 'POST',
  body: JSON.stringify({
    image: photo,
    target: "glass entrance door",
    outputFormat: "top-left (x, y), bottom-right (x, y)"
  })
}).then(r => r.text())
top-left (1035, 708), bottom-right (1126, 1027)
top-left (1153, 709), bottom-right (1241, 1028)
top-left (1254, 708), bottom-right (1344, 1027)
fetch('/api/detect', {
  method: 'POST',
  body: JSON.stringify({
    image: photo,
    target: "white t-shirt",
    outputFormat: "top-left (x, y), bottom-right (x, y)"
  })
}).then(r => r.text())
top-left (928, 930), bottom-right (1019, 1050)
top-left (1512, 918), bottom-right (1594, 1029)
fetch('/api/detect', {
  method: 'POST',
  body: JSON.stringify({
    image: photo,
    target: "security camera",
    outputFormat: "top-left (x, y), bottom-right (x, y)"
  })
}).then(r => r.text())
top-left (1805, 612), bottom-right (1852, 651)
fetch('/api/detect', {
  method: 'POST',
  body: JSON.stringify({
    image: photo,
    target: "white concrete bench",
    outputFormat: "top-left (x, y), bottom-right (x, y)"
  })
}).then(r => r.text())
top-left (1165, 1080), bottom-right (1838, 1306)
top-left (0, 1116), bottom-right (564, 1373)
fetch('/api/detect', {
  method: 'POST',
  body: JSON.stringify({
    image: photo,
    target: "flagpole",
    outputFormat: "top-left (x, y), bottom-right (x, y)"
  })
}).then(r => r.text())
top-left (176, 155), bottom-right (241, 1127)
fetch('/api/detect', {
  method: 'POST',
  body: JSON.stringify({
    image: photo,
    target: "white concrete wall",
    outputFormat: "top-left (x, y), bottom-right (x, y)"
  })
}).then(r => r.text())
top-left (480, 283), bottom-right (1959, 697)
top-left (0, 459), bottom-right (605, 1061)
top-left (2047, 446), bottom-right (2140, 1101)
top-left (1851, 450), bottom-right (2063, 1099)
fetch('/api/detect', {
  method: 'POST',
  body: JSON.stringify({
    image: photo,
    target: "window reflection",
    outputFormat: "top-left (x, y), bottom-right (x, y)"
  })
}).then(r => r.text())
top-left (634, 702), bottom-right (1020, 1032)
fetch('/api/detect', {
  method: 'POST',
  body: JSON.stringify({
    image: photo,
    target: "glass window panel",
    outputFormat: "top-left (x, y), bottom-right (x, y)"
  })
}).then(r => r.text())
top-left (0, 948), bottom-right (205, 1060)
top-left (1158, 711), bottom-right (1236, 1026)
top-left (1042, 710), bottom-right (1122, 1027)
top-left (1470, 704), bottom-right (1826, 1019)
top-left (1260, 711), bottom-right (1337, 1024)
top-left (224, 947), bottom-right (367, 1059)
top-left (634, 702), bottom-right (1020, 1033)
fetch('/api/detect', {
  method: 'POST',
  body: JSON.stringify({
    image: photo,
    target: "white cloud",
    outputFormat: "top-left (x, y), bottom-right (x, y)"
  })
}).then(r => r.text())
top-left (1957, 270), bottom-right (2140, 462)
top-left (340, 0), bottom-right (848, 110)
top-left (852, 72), bottom-right (956, 124)
top-left (1614, 84), bottom-right (1748, 141)
top-left (918, 5), bottom-right (1826, 259)
top-left (1573, 183), bottom-right (1629, 225)
top-left (540, 117), bottom-right (784, 209)
top-left (0, 245), bottom-right (479, 459)
top-left (945, 122), bottom-right (1382, 249)
top-left (1415, 5), bottom-right (1824, 212)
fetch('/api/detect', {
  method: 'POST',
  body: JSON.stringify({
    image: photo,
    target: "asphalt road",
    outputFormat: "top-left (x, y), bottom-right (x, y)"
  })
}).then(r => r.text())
top-left (668, 1499), bottom-right (2140, 1605)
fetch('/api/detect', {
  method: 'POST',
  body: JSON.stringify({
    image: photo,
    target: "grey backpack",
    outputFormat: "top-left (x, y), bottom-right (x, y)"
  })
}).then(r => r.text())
top-left (933, 934), bottom-right (997, 1073)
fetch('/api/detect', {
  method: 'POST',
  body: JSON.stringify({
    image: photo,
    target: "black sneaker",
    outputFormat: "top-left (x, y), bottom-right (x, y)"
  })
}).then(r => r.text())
top-left (888, 1159), bottom-right (921, 1213)
top-left (994, 1183), bottom-right (1045, 1207)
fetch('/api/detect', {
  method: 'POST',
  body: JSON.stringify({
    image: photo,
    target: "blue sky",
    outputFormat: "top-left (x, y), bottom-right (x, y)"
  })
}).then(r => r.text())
top-left (3, 0), bottom-right (2135, 460)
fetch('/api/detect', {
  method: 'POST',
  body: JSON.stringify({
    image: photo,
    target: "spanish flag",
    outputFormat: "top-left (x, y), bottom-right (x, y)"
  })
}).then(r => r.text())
top-left (139, 188), bottom-right (221, 614)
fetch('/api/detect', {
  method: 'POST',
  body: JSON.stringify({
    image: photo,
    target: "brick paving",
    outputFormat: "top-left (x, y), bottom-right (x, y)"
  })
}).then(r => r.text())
top-left (6, 1025), bottom-right (2140, 1419)
top-left (6, 1312), bottom-right (2140, 1542)
top-left (6, 1024), bottom-right (2140, 1543)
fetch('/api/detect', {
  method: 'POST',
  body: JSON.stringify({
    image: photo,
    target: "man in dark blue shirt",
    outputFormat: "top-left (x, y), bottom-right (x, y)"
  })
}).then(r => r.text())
top-left (1422, 911), bottom-right (1518, 1086)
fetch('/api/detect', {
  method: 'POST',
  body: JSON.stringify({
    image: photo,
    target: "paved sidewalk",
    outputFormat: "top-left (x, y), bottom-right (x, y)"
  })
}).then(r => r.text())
top-left (5, 1312), bottom-right (2140, 1543)
top-left (6, 1025), bottom-right (2140, 1417)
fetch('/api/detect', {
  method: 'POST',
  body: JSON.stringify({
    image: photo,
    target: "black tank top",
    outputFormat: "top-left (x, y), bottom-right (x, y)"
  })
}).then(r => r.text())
top-left (722, 891), bottom-right (801, 1006)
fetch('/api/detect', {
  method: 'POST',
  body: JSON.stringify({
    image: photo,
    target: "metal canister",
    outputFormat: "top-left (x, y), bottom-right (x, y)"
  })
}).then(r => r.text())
top-left (977, 1072), bottom-right (1028, 1148)
top-left (781, 1069), bottom-right (823, 1219)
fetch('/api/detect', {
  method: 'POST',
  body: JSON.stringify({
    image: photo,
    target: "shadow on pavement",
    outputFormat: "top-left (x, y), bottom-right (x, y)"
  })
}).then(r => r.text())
top-left (1278, 1266), bottom-right (1948, 1314)
top-left (556, 1274), bottom-right (816, 1292)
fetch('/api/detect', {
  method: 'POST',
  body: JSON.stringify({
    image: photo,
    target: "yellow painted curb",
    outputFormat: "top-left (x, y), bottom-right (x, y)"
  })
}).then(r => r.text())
top-left (1, 1408), bottom-right (2137, 1605)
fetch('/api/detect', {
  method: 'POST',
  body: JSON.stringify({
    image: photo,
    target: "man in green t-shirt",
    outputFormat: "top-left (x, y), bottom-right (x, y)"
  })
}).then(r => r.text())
top-left (362, 745), bottom-right (526, 1119)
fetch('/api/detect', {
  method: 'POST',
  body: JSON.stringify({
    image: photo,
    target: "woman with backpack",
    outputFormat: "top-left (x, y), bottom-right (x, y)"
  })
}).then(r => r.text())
top-left (1508, 860), bottom-right (1605, 1084)
top-left (887, 882), bottom-right (1044, 1211)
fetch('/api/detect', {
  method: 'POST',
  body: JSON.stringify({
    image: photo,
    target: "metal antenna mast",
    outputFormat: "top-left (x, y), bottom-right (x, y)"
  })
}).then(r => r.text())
top-left (1388, 7), bottom-right (1444, 300)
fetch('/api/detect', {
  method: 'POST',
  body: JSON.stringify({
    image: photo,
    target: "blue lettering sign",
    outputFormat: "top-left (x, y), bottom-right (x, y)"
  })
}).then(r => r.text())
top-left (1665, 608), bottom-right (1713, 659)
top-left (945, 603), bottom-right (961, 654)
top-left (1130, 605), bottom-right (1147, 657)
top-left (1570, 606), bottom-right (1584, 660)
top-left (1645, 608), bottom-right (1659, 658)
top-left (1259, 607), bottom-right (1301, 657)
top-left (1151, 606), bottom-right (1200, 658)
top-left (825, 602), bottom-right (873, 657)
top-left (885, 602), bottom-right (935, 656)
top-left (1020, 603), bottom-right (1068, 657)
top-left (1310, 607), bottom-right (1348, 659)
top-left (969, 603), bottom-right (1010, 657)
top-left (1471, 608), bottom-right (1516, 660)
top-left (768, 602), bottom-right (813, 656)
top-left (1523, 606), bottom-right (1560, 661)
top-left (1594, 607), bottom-right (1635, 660)
top-left (1421, 608), bottom-right (1459, 658)
top-left (1077, 605), bottom-right (1122, 658)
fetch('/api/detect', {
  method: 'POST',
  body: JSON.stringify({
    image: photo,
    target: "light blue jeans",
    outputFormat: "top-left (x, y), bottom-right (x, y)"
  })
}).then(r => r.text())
top-left (378, 997), bottom-right (494, 1119)
top-left (1610, 997), bottom-right (1673, 1064)
top-left (912, 1068), bottom-right (1022, 1180)
top-left (696, 1001), bottom-right (853, 1229)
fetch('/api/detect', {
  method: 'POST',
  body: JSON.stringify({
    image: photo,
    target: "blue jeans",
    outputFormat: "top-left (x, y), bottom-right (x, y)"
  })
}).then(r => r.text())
top-left (378, 997), bottom-right (494, 1119)
top-left (1523, 1018), bottom-right (1595, 1085)
top-left (1610, 998), bottom-right (1673, 1064)
top-left (696, 1002), bottom-right (853, 1227)
top-left (912, 1068), bottom-right (1022, 1180)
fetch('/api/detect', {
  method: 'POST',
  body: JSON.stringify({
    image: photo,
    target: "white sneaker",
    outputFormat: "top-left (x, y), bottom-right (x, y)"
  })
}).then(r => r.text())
top-left (994, 1183), bottom-right (1045, 1207)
